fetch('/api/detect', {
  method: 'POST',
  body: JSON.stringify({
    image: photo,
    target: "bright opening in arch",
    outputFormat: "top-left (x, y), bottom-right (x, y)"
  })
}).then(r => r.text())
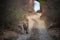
top-left (34, 0), bottom-right (40, 12)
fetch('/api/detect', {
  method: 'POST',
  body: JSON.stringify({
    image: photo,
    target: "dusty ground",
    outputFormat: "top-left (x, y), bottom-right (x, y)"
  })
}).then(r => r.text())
top-left (17, 13), bottom-right (53, 40)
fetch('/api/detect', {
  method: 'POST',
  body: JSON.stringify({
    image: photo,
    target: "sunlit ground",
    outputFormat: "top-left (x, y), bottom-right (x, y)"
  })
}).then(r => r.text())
top-left (26, 13), bottom-right (46, 29)
top-left (26, 13), bottom-right (52, 40)
top-left (17, 13), bottom-right (53, 40)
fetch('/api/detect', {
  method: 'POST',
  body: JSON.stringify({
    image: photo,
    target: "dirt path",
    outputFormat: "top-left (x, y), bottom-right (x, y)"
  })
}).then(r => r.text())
top-left (17, 13), bottom-right (53, 40)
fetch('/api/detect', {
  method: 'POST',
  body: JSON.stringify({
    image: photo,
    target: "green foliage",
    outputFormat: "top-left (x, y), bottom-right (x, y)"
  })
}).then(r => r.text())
top-left (36, 0), bottom-right (47, 7)
top-left (2, 8), bottom-right (26, 31)
top-left (14, 8), bottom-right (26, 21)
top-left (40, 1), bottom-right (45, 7)
top-left (40, 0), bottom-right (47, 7)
